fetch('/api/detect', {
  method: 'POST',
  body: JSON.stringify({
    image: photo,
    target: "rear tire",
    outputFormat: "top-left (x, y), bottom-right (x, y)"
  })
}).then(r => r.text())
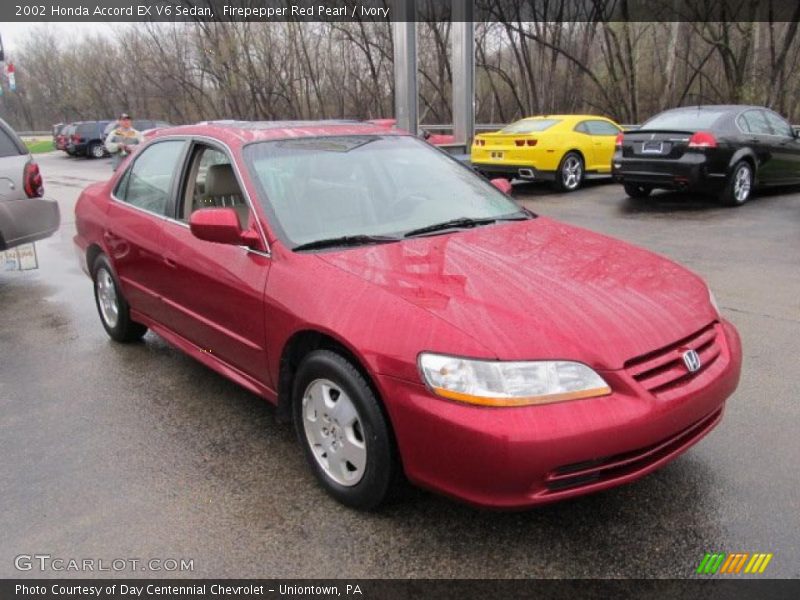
top-left (720, 161), bottom-right (753, 206)
top-left (292, 349), bottom-right (400, 510)
top-left (553, 152), bottom-right (584, 192)
top-left (92, 255), bottom-right (147, 343)
top-left (87, 142), bottom-right (106, 159)
top-left (623, 183), bottom-right (653, 199)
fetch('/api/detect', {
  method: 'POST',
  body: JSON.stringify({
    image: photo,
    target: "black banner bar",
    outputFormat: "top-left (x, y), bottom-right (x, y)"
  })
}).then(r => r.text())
top-left (3, 0), bottom-right (800, 23)
top-left (3, 579), bottom-right (800, 600)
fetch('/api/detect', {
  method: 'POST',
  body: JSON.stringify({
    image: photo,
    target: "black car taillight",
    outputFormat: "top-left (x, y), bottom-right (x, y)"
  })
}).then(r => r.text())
top-left (23, 161), bottom-right (44, 198)
top-left (615, 132), bottom-right (624, 147)
top-left (688, 131), bottom-right (717, 148)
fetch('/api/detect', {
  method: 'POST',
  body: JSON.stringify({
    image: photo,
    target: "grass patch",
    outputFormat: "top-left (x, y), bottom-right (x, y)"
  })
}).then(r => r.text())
top-left (24, 140), bottom-right (55, 154)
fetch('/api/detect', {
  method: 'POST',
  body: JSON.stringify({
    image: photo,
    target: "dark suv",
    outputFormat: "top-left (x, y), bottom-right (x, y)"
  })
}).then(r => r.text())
top-left (67, 120), bottom-right (112, 158)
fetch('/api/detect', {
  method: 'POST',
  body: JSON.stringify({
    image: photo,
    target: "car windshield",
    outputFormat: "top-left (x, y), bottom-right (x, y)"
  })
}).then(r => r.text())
top-left (642, 109), bottom-right (728, 131)
top-left (244, 135), bottom-right (525, 247)
top-left (500, 119), bottom-right (560, 134)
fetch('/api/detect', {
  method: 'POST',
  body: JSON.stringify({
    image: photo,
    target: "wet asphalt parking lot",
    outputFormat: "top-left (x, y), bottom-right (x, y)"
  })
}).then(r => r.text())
top-left (1, 152), bottom-right (799, 579)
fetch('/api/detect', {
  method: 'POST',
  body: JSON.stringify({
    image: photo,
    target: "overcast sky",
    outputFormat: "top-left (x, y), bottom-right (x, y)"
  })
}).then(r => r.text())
top-left (1, 22), bottom-right (114, 54)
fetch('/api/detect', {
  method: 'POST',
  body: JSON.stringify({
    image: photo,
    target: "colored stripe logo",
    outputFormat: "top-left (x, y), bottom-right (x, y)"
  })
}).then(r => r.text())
top-left (696, 552), bottom-right (773, 575)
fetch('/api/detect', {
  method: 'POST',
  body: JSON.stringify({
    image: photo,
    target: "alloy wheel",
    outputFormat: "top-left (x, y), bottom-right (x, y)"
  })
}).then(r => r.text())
top-left (96, 268), bottom-right (120, 328)
top-left (562, 155), bottom-right (582, 190)
top-left (733, 164), bottom-right (752, 203)
top-left (301, 378), bottom-right (367, 487)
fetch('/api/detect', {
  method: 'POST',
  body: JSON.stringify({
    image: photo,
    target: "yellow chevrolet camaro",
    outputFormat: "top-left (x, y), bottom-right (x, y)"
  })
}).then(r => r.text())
top-left (471, 115), bottom-right (623, 192)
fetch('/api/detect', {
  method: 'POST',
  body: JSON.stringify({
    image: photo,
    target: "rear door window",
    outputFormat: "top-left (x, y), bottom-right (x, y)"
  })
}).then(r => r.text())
top-left (115, 140), bottom-right (186, 216)
top-left (739, 110), bottom-right (772, 135)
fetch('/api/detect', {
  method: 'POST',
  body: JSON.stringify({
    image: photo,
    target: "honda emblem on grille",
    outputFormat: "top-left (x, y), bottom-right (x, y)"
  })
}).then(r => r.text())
top-left (683, 349), bottom-right (701, 373)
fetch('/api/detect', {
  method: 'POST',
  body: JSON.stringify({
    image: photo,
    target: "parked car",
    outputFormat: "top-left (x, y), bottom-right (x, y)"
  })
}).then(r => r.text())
top-left (67, 120), bottom-right (112, 158)
top-left (74, 121), bottom-right (741, 510)
top-left (612, 105), bottom-right (800, 205)
top-left (57, 124), bottom-right (74, 153)
top-left (471, 115), bottom-right (623, 191)
top-left (0, 118), bottom-right (60, 250)
top-left (366, 118), bottom-right (456, 145)
top-left (52, 122), bottom-right (65, 142)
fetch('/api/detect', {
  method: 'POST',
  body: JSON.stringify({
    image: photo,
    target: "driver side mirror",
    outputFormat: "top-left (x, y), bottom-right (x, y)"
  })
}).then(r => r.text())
top-left (490, 178), bottom-right (513, 194)
top-left (189, 208), bottom-right (262, 249)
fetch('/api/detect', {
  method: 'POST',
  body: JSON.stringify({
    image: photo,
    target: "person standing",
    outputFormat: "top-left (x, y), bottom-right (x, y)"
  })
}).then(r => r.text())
top-left (105, 113), bottom-right (144, 170)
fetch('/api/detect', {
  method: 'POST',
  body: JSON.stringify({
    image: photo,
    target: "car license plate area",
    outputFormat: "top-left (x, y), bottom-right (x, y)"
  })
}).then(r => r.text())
top-left (490, 151), bottom-right (504, 160)
top-left (641, 141), bottom-right (664, 154)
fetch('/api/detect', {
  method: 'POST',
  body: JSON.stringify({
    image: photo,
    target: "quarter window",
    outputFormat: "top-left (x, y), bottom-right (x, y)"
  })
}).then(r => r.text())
top-left (114, 140), bottom-right (185, 215)
top-left (586, 120), bottom-right (621, 135)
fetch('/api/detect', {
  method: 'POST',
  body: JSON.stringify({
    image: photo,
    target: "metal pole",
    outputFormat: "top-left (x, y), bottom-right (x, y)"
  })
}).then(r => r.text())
top-left (392, 0), bottom-right (417, 135)
top-left (452, 0), bottom-right (475, 152)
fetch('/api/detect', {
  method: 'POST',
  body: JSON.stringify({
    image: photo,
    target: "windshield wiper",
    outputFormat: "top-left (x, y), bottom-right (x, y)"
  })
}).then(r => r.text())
top-left (293, 234), bottom-right (400, 252)
top-left (403, 212), bottom-right (531, 238)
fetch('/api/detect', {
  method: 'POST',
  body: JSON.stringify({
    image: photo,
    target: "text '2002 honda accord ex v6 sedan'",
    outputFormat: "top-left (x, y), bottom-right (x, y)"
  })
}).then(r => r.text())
top-left (73, 121), bottom-right (742, 510)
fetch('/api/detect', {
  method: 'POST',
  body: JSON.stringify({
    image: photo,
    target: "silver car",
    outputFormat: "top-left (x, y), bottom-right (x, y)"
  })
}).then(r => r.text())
top-left (0, 118), bottom-right (60, 250)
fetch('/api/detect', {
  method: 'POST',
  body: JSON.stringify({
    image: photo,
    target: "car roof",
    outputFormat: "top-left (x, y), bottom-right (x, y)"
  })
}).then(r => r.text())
top-left (149, 120), bottom-right (406, 146)
top-left (659, 105), bottom-right (763, 113)
top-left (519, 114), bottom-right (616, 122)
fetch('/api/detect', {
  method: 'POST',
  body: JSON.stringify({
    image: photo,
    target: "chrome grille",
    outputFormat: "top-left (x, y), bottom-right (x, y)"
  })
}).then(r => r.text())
top-left (625, 322), bottom-right (721, 398)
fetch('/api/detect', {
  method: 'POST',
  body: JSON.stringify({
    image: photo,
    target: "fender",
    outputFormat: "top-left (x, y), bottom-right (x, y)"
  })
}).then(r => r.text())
top-left (727, 147), bottom-right (760, 182)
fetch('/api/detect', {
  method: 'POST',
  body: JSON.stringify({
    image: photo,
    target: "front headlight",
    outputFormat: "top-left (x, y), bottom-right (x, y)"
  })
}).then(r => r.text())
top-left (418, 353), bottom-right (611, 407)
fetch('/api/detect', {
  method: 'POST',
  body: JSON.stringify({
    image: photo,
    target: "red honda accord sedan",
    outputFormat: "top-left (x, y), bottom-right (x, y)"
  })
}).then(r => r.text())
top-left (74, 121), bottom-right (742, 510)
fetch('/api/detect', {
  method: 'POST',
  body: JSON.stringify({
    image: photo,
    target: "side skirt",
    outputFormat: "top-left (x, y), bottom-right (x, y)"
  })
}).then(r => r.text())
top-left (130, 309), bottom-right (279, 404)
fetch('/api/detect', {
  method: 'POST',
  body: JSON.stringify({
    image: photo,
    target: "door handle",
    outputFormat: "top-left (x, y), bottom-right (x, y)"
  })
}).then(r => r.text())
top-left (163, 256), bottom-right (177, 269)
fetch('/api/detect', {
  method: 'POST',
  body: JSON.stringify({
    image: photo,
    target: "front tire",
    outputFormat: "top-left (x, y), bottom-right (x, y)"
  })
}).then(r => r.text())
top-left (554, 152), bottom-right (584, 192)
top-left (720, 161), bottom-right (753, 206)
top-left (92, 255), bottom-right (147, 342)
top-left (292, 349), bottom-right (399, 510)
top-left (624, 183), bottom-right (653, 199)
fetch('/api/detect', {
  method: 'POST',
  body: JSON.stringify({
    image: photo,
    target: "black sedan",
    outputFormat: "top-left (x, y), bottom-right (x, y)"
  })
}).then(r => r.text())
top-left (612, 105), bottom-right (800, 206)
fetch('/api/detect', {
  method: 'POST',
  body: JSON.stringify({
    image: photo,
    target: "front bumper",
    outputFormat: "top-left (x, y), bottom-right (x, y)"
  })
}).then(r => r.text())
top-left (377, 319), bottom-right (742, 509)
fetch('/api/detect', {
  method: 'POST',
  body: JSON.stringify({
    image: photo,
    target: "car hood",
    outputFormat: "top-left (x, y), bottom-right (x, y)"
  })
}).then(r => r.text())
top-left (317, 217), bottom-right (716, 370)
